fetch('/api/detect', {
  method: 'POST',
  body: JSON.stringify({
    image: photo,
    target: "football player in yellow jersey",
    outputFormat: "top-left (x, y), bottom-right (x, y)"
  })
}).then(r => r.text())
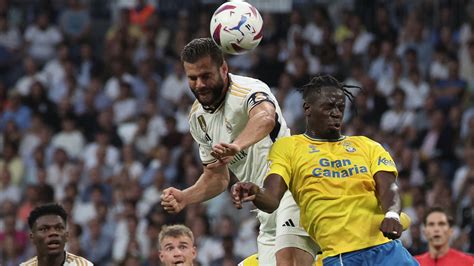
top-left (229, 75), bottom-right (419, 265)
top-left (20, 203), bottom-right (93, 266)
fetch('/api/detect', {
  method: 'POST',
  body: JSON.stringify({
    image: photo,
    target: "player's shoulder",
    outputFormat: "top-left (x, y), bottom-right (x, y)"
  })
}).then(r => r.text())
top-left (66, 251), bottom-right (94, 265)
top-left (20, 256), bottom-right (37, 266)
top-left (229, 73), bottom-right (271, 94)
top-left (188, 99), bottom-right (202, 118)
top-left (347, 135), bottom-right (382, 147)
top-left (274, 135), bottom-right (299, 147)
top-left (449, 248), bottom-right (474, 260)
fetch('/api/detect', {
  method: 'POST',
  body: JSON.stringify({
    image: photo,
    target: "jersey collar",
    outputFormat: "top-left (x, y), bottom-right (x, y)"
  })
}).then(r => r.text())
top-left (303, 134), bottom-right (347, 142)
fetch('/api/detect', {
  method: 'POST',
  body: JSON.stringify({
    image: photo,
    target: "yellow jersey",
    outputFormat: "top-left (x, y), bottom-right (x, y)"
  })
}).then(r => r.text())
top-left (267, 135), bottom-right (398, 258)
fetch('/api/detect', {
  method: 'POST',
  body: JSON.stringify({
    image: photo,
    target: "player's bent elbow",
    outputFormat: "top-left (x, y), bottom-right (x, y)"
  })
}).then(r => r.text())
top-left (257, 200), bottom-right (279, 214)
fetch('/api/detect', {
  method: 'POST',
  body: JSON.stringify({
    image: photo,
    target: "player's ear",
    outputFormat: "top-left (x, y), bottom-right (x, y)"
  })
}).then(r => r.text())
top-left (220, 61), bottom-right (229, 77)
top-left (303, 102), bottom-right (311, 116)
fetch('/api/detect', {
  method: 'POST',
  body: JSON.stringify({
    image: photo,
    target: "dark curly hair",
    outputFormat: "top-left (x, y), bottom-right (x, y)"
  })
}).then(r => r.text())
top-left (27, 203), bottom-right (68, 230)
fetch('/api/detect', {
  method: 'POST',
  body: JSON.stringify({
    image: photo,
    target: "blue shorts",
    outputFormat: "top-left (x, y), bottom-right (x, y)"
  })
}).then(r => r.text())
top-left (322, 240), bottom-right (419, 266)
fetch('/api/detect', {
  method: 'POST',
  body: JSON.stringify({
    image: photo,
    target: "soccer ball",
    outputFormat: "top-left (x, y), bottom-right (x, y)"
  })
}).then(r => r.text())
top-left (210, 1), bottom-right (263, 55)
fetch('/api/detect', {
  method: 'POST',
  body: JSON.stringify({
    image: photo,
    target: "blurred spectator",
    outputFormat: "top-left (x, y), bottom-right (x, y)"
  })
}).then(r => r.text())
top-left (23, 81), bottom-right (59, 130)
top-left (406, 222), bottom-right (428, 256)
top-left (160, 61), bottom-right (191, 111)
top-left (82, 130), bottom-right (120, 170)
top-left (76, 42), bottom-right (101, 88)
top-left (433, 58), bottom-right (467, 110)
top-left (51, 116), bottom-right (85, 160)
top-left (129, 0), bottom-right (155, 28)
top-left (0, 91), bottom-right (31, 131)
top-left (253, 42), bottom-right (285, 88)
top-left (0, 141), bottom-right (24, 187)
top-left (24, 11), bottom-right (63, 65)
top-left (46, 147), bottom-right (75, 201)
top-left (0, 168), bottom-right (21, 204)
top-left (59, 0), bottom-right (91, 46)
top-left (80, 217), bottom-right (113, 265)
top-left (399, 67), bottom-right (429, 111)
top-left (272, 72), bottom-right (303, 132)
top-left (380, 88), bottom-right (415, 134)
top-left (210, 235), bottom-right (244, 266)
top-left (0, 213), bottom-right (28, 254)
top-left (377, 57), bottom-right (406, 97)
top-left (190, 214), bottom-right (223, 266)
top-left (369, 39), bottom-right (396, 81)
top-left (113, 81), bottom-right (138, 124)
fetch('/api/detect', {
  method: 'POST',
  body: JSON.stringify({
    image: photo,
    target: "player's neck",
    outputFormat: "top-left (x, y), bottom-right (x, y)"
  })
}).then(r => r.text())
top-left (429, 244), bottom-right (450, 260)
top-left (304, 131), bottom-right (345, 142)
top-left (38, 251), bottom-right (66, 266)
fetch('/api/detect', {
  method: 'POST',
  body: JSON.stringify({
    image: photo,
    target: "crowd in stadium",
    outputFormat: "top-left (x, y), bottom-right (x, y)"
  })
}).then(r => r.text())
top-left (1, 0), bottom-right (474, 265)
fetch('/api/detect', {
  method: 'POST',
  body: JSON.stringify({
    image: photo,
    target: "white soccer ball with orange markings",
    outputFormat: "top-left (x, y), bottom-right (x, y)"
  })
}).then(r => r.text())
top-left (210, 1), bottom-right (263, 55)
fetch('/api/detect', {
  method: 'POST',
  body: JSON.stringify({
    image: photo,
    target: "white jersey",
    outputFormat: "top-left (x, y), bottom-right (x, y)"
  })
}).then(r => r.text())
top-left (189, 73), bottom-right (290, 186)
top-left (20, 251), bottom-right (93, 266)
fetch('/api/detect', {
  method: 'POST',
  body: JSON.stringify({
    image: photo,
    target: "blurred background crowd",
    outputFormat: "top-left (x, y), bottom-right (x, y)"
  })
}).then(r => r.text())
top-left (1, 0), bottom-right (474, 265)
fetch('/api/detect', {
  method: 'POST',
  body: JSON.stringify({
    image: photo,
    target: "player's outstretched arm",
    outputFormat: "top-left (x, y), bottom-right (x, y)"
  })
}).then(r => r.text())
top-left (374, 171), bottom-right (403, 240)
top-left (231, 173), bottom-right (287, 213)
top-left (162, 163), bottom-right (230, 213)
top-left (210, 101), bottom-right (276, 166)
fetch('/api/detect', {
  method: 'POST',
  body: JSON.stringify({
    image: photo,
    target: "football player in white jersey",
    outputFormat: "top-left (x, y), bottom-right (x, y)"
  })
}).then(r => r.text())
top-left (161, 38), bottom-right (318, 266)
top-left (20, 203), bottom-right (93, 266)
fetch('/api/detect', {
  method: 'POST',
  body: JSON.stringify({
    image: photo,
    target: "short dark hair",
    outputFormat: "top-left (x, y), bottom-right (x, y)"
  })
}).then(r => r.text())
top-left (27, 203), bottom-right (68, 230)
top-left (423, 206), bottom-right (454, 227)
top-left (181, 38), bottom-right (224, 66)
top-left (299, 74), bottom-right (357, 103)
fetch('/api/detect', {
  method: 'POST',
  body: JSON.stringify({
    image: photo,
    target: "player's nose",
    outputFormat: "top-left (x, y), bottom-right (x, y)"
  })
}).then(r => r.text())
top-left (196, 77), bottom-right (206, 89)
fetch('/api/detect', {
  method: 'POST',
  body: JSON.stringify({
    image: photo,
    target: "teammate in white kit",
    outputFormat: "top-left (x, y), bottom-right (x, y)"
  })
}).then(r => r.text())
top-left (20, 203), bottom-right (93, 266)
top-left (161, 38), bottom-right (318, 266)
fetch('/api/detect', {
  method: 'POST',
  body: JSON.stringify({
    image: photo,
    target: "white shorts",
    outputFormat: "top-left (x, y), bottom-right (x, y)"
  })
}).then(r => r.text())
top-left (256, 190), bottom-right (319, 265)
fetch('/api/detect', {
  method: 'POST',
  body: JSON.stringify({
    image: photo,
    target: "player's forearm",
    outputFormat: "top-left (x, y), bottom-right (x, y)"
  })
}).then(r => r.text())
top-left (377, 182), bottom-right (401, 214)
top-left (233, 109), bottom-right (275, 150)
top-left (375, 171), bottom-right (402, 214)
top-left (252, 174), bottom-right (287, 213)
top-left (253, 188), bottom-right (281, 213)
top-left (182, 171), bottom-right (229, 204)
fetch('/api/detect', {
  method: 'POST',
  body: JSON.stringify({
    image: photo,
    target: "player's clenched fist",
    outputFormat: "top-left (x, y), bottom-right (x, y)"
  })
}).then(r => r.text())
top-left (231, 182), bottom-right (260, 209)
top-left (161, 187), bottom-right (186, 214)
top-left (380, 216), bottom-right (403, 240)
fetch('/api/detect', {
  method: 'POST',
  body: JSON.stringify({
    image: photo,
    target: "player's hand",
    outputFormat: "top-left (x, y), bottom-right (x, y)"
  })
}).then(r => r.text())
top-left (380, 217), bottom-right (403, 240)
top-left (161, 187), bottom-right (186, 214)
top-left (231, 182), bottom-right (260, 209)
top-left (208, 143), bottom-right (241, 168)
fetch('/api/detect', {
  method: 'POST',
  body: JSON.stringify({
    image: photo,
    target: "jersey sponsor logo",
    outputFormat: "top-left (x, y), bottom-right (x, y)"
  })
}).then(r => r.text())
top-left (342, 141), bottom-right (356, 152)
top-left (282, 218), bottom-right (295, 227)
top-left (377, 156), bottom-right (395, 167)
top-left (311, 158), bottom-right (368, 178)
top-left (230, 150), bottom-right (248, 165)
top-left (308, 145), bottom-right (320, 153)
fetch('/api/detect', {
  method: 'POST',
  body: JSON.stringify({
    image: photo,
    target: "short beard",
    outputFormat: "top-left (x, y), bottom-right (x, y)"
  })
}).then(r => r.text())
top-left (193, 78), bottom-right (226, 112)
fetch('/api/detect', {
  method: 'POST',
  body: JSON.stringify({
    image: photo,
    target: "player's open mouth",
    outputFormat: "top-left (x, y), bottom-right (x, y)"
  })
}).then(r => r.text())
top-left (173, 261), bottom-right (184, 265)
top-left (47, 240), bottom-right (61, 249)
